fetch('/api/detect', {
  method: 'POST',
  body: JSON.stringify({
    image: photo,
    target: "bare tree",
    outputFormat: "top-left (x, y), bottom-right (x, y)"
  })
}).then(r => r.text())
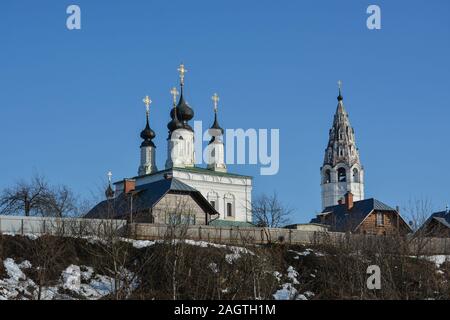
top-left (40, 185), bottom-right (77, 218)
top-left (252, 192), bottom-right (293, 228)
top-left (0, 175), bottom-right (49, 216)
top-left (404, 197), bottom-right (434, 233)
top-left (0, 174), bottom-right (78, 218)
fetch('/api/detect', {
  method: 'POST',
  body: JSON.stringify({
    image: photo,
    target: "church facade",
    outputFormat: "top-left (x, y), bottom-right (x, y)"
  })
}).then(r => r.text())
top-left (90, 64), bottom-right (253, 226)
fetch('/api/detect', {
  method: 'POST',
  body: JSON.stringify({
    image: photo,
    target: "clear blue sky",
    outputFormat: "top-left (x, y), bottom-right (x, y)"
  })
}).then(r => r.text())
top-left (1, 0), bottom-right (449, 222)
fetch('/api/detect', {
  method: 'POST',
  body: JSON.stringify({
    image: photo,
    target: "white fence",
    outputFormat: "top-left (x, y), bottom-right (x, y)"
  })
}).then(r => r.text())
top-left (0, 215), bottom-right (127, 237)
top-left (1, 216), bottom-right (449, 254)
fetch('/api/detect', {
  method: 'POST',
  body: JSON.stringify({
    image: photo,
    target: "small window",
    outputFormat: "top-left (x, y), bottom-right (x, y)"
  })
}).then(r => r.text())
top-left (226, 203), bottom-right (233, 217)
top-left (210, 200), bottom-right (216, 209)
top-left (166, 213), bottom-right (195, 225)
top-left (324, 170), bottom-right (331, 184)
top-left (353, 168), bottom-right (360, 183)
top-left (376, 212), bottom-right (384, 226)
top-left (338, 168), bottom-right (347, 182)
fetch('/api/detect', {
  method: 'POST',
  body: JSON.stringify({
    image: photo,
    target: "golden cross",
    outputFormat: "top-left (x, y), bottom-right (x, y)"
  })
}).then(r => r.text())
top-left (170, 87), bottom-right (179, 105)
top-left (212, 93), bottom-right (219, 112)
top-left (107, 171), bottom-right (112, 183)
top-left (142, 95), bottom-right (152, 114)
top-left (338, 80), bottom-right (342, 90)
top-left (177, 63), bottom-right (187, 85)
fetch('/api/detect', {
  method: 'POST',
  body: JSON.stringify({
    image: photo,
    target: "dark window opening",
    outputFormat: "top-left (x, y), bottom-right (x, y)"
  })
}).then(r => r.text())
top-left (338, 168), bottom-right (347, 182)
top-left (226, 203), bottom-right (233, 217)
top-left (324, 170), bottom-right (331, 184)
top-left (353, 168), bottom-right (360, 182)
top-left (376, 212), bottom-right (384, 226)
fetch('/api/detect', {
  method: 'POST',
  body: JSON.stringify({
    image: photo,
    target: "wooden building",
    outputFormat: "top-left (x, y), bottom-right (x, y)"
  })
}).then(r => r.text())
top-left (85, 175), bottom-right (219, 225)
top-left (417, 209), bottom-right (450, 238)
top-left (310, 192), bottom-right (412, 235)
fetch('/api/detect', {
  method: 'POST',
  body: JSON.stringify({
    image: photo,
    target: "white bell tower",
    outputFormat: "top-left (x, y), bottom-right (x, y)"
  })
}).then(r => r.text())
top-left (138, 95), bottom-right (158, 176)
top-left (321, 81), bottom-right (364, 209)
top-left (165, 64), bottom-right (196, 169)
top-left (206, 93), bottom-right (227, 173)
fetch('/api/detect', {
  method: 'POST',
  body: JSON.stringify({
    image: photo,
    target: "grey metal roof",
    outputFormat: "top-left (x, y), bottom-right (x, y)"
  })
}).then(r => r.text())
top-left (429, 211), bottom-right (450, 228)
top-left (86, 177), bottom-right (218, 220)
top-left (209, 220), bottom-right (255, 228)
top-left (310, 198), bottom-right (402, 232)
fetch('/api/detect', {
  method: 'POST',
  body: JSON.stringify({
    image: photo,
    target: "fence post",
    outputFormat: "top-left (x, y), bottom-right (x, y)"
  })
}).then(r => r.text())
top-left (198, 226), bottom-right (202, 240)
top-left (21, 219), bottom-right (24, 235)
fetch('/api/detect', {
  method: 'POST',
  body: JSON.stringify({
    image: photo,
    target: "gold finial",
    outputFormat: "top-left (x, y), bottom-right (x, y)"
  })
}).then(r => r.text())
top-left (170, 87), bottom-right (179, 105)
top-left (212, 93), bottom-right (219, 113)
top-left (337, 80), bottom-right (342, 90)
top-left (142, 95), bottom-right (152, 115)
top-left (177, 63), bottom-right (187, 85)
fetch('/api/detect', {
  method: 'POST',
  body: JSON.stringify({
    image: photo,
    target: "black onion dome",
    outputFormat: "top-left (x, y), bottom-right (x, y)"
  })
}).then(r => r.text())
top-left (210, 112), bottom-right (224, 134)
top-left (208, 112), bottom-right (224, 145)
top-left (140, 118), bottom-right (156, 148)
top-left (105, 184), bottom-right (114, 199)
top-left (175, 86), bottom-right (194, 126)
top-left (167, 106), bottom-right (184, 132)
top-left (337, 88), bottom-right (343, 101)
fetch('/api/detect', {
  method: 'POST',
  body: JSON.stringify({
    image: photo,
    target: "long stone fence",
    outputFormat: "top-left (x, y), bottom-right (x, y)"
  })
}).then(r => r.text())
top-left (0, 215), bottom-right (127, 237)
top-left (1, 216), bottom-right (449, 254)
top-left (129, 223), bottom-right (450, 254)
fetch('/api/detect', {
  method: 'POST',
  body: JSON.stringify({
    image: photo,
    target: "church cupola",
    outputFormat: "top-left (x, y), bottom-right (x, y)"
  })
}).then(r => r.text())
top-left (209, 93), bottom-right (224, 143)
top-left (138, 96), bottom-right (158, 176)
top-left (169, 63), bottom-right (194, 131)
top-left (140, 96), bottom-right (156, 148)
top-left (167, 87), bottom-right (184, 134)
top-left (207, 93), bottom-right (227, 172)
top-left (320, 81), bottom-right (364, 209)
top-left (105, 171), bottom-right (115, 199)
top-left (165, 64), bottom-right (196, 169)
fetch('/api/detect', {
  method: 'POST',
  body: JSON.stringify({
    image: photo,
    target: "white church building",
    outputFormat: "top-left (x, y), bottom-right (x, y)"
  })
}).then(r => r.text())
top-left (87, 64), bottom-right (253, 226)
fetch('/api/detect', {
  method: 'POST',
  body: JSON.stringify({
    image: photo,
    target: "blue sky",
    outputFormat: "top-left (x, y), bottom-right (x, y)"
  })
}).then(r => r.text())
top-left (1, 0), bottom-right (449, 222)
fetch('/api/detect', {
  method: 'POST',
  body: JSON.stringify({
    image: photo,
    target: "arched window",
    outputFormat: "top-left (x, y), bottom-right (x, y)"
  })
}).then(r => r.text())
top-left (207, 191), bottom-right (219, 211)
top-left (226, 203), bottom-right (233, 217)
top-left (324, 170), bottom-right (331, 184)
top-left (353, 168), bottom-right (360, 183)
top-left (224, 193), bottom-right (235, 218)
top-left (338, 168), bottom-right (347, 182)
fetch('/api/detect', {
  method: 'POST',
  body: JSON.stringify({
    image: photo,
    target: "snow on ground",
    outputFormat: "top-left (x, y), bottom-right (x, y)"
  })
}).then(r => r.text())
top-left (424, 255), bottom-right (450, 268)
top-left (0, 258), bottom-right (138, 300)
top-left (273, 283), bottom-right (298, 300)
top-left (287, 266), bottom-right (299, 284)
top-left (1, 233), bottom-right (41, 240)
top-left (120, 237), bottom-right (254, 265)
top-left (208, 263), bottom-right (219, 273)
top-left (273, 271), bottom-right (282, 282)
top-left (272, 266), bottom-right (315, 300)
top-left (289, 248), bottom-right (325, 259)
